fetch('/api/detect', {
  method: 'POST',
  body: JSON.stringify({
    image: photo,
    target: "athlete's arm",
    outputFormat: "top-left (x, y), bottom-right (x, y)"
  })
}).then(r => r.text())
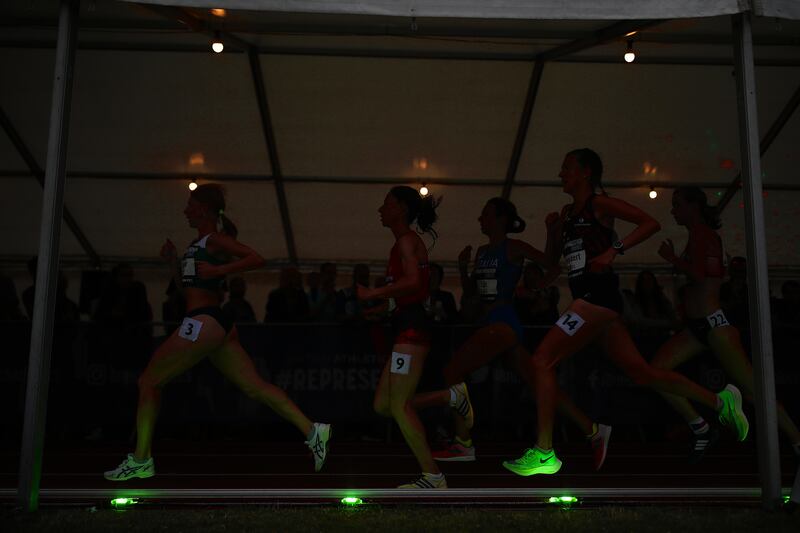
top-left (509, 239), bottom-right (561, 287)
top-left (199, 233), bottom-right (266, 278)
top-left (543, 208), bottom-right (566, 268)
top-left (594, 195), bottom-right (661, 252)
top-left (160, 238), bottom-right (183, 291)
top-left (658, 234), bottom-right (710, 283)
top-left (361, 234), bottom-right (425, 300)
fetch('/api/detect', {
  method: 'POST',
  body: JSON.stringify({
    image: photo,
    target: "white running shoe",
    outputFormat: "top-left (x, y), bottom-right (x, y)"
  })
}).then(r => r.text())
top-left (397, 473), bottom-right (448, 489)
top-left (306, 422), bottom-right (332, 472)
top-left (450, 382), bottom-right (474, 429)
top-left (590, 424), bottom-right (612, 471)
top-left (103, 453), bottom-right (155, 481)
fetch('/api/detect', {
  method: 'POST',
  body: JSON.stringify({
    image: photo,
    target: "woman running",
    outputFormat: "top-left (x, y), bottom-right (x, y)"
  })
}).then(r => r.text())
top-left (505, 148), bottom-right (748, 476)
top-left (104, 184), bottom-right (331, 480)
top-left (356, 186), bottom-right (444, 489)
top-left (653, 186), bottom-right (800, 462)
top-left (412, 198), bottom-right (612, 471)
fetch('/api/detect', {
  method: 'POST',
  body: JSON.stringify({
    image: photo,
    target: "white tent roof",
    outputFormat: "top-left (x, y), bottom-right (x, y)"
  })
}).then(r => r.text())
top-left (122, 1), bottom-right (796, 21)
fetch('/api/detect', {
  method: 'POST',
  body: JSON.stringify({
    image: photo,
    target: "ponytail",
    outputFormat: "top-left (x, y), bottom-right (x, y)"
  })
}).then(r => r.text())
top-left (568, 148), bottom-right (606, 196)
top-left (191, 183), bottom-right (238, 237)
top-left (389, 186), bottom-right (441, 243)
top-left (486, 197), bottom-right (526, 234)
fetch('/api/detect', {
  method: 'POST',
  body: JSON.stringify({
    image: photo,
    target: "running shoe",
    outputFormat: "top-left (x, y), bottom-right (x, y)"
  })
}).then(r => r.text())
top-left (306, 422), bottom-right (332, 472)
top-left (502, 447), bottom-right (562, 476)
top-left (103, 453), bottom-right (155, 481)
top-left (450, 382), bottom-right (474, 429)
top-left (717, 384), bottom-right (749, 441)
top-left (590, 424), bottom-right (612, 471)
top-left (432, 441), bottom-right (476, 462)
top-left (688, 426), bottom-right (720, 464)
top-left (397, 473), bottom-right (448, 489)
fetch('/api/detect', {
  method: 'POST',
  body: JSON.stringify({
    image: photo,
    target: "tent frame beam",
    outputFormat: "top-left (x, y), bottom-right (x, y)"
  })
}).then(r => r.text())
top-left (732, 12), bottom-right (781, 510)
top-left (16, 0), bottom-right (80, 512)
top-left (0, 106), bottom-right (100, 267)
top-left (501, 19), bottom-right (663, 200)
top-left (142, 4), bottom-right (299, 264)
top-left (716, 80), bottom-right (800, 212)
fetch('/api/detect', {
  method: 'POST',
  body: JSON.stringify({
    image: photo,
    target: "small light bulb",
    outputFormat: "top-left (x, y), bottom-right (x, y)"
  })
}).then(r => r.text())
top-left (210, 8), bottom-right (226, 17)
top-left (419, 185), bottom-right (429, 197)
top-left (624, 40), bottom-right (635, 63)
top-left (212, 40), bottom-right (224, 53)
top-left (649, 188), bottom-right (657, 199)
top-left (189, 180), bottom-right (198, 191)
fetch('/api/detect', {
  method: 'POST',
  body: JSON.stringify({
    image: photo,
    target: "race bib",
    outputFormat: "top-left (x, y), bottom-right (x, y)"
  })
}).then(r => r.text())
top-left (182, 258), bottom-right (196, 276)
top-left (564, 239), bottom-right (586, 275)
top-left (390, 352), bottom-right (411, 375)
top-left (706, 309), bottom-right (730, 329)
top-left (477, 279), bottom-right (498, 297)
top-left (178, 317), bottom-right (203, 342)
top-left (556, 311), bottom-right (585, 337)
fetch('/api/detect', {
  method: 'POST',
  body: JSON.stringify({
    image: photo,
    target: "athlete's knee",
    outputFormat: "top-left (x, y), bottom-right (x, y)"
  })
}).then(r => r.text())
top-left (373, 396), bottom-right (391, 418)
top-left (389, 397), bottom-right (410, 419)
top-left (628, 365), bottom-right (659, 387)
top-left (531, 350), bottom-right (556, 374)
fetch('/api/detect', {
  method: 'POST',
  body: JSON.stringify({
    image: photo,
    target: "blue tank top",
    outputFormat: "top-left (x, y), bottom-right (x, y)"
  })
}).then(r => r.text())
top-left (474, 240), bottom-right (523, 302)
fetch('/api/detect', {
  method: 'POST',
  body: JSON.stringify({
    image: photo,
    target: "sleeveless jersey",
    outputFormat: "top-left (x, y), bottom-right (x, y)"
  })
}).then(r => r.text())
top-left (386, 238), bottom-right (430, 309)
top-left (181, 234), bottom-right (227, 291)
top-left (474, 240), bottom-right (523, 302)
top-left (562, 195), bottom-right (618, 298)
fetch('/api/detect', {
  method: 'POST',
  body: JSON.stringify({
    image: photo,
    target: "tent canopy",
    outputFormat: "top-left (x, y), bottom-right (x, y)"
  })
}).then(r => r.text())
top-left (2, 0), bottom-right (800, 269)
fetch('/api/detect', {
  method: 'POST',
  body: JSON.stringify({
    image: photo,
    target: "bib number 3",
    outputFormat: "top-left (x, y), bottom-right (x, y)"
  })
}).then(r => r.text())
top-left (556, 311), bottom-right (585, 337)
top-left (390, 352), bottom-right (411, 375)
top-left (178, 317), bottom-right (203, 342)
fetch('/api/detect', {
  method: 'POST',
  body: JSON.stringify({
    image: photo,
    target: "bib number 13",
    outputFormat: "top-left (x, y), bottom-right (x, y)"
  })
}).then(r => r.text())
top-left (556, 311), bottom-right (585, 337)
top-left (390, 352), bottom-right (411, 375)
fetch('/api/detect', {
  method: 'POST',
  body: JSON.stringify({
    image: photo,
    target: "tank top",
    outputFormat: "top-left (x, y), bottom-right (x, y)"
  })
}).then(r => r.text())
top-left (562, 195), bottom-right (618, 296)
top-left (181, 234), bottom-right (227, 291)
top-left (681, 229), bottom-right (726, 279)
top-left (474, 240), bottom-right (523, 302)
top-left (385, 237), bottom-right (430, 309)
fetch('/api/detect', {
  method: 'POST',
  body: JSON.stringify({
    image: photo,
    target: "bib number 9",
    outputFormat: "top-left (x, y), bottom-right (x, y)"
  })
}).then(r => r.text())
top-left (178, 317), bottom-right (203, 342)
top-left (390, 352), bottom-right (411, 375)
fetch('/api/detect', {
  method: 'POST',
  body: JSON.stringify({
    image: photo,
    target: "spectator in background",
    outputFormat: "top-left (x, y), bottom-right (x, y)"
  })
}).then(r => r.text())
top-left (425, 262), bottom-right (458, 324)
top-left (773, 280), bottom-right (800, 329)
top-left (340, 264), bottom-right (371, 322)
top-left (266, 267), bottom-right (308, 322)
top-left (22, 256), bottom-right (80, 323)
top-left (514, 262), bottom-right (560, 326)
top-left (222, 276), bottom-right (256, 323)
top-left (720, 256), bottom-right (750, 349)
top-left (308, 262), bottom-right (341, 322)
top-left (623, 270), bottom-right (677, 358)
top-left (162, 279), bottom-right (186, 335)
top-left (92, 263), bottom-right (152, 326)
top-left (0, 273), bottom-right (24, 321)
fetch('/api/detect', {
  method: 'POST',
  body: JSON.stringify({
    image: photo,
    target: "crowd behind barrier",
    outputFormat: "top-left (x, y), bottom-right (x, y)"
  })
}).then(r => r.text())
top-left (1, 319), bottom-right (798, 447)
top-left (1, 259), bottom-right (798, 447)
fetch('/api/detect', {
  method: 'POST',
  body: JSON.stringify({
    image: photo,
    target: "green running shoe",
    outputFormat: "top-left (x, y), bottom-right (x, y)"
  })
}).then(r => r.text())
top-left (502, 447), bottom-right (562, 476)
top-left (717, 384), bottom-right (749, 441)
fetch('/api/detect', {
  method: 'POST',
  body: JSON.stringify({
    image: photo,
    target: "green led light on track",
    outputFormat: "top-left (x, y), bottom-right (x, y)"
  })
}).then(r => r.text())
top-left (110, 497), bottom-right (138, 510)
top-left (341, 497), bottom-right (363, 506)
top-left (548, 496), bottom-right (579, 504)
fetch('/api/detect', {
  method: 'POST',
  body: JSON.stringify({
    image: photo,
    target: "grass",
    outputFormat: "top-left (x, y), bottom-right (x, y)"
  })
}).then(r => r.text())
top-left (2, 506), bottom-right (800, 533)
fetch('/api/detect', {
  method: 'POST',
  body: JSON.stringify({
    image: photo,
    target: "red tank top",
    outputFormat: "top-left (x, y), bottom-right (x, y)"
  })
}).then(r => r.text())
top-left (386, 237), bottom-right (430, 309)
top-left (681, 228), bottom-right (726, 279)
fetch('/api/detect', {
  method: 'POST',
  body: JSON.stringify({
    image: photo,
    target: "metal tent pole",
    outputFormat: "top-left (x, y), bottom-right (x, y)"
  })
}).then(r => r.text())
top-left (16, 0), bottom-right (80, 512)
top-left (731, 12), bottom-right (782, 510)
